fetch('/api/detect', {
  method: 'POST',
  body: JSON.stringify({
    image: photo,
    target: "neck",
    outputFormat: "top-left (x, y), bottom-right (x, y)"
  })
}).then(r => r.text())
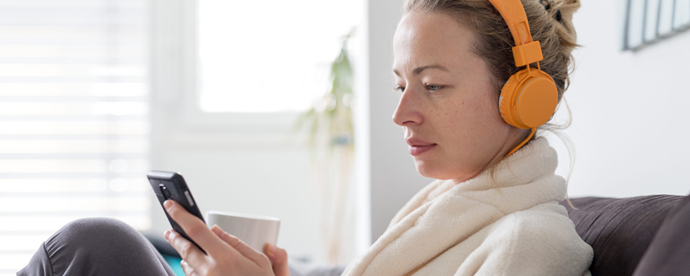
top-left (451, 127), bottom-right (532, 185)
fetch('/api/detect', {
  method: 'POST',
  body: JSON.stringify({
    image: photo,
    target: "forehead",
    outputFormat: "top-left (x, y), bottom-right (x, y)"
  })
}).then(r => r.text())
top-left (393, 11), bottom-right (477, 71)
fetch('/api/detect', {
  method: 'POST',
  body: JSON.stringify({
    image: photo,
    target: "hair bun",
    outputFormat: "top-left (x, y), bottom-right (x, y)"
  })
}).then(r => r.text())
top-left (557, 0), bottom-right (580, 20)
top-left (554, 0), bottom-right (581, 41)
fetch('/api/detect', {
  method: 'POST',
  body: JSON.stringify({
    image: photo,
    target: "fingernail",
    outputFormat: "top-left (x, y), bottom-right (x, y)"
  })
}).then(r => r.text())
top-left (264, 243), bottom-right (274, 257)
top-left (211, 225), bottom-right (221, 235)
top-left (163, 200), bottom-right (173, 210)
top-left (164, 230), bottom-right (170, 240)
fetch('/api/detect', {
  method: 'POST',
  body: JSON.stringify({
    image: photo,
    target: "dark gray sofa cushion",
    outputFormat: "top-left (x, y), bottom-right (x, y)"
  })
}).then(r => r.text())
top-left (561, 195), bottom-right (684, 276)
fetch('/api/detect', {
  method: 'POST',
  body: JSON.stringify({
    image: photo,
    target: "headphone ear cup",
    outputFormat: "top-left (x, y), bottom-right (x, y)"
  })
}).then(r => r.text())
top-left (499, 69), bottom-right (558, 129)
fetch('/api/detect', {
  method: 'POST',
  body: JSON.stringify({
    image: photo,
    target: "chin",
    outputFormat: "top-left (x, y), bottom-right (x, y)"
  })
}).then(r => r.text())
top-left (414, 160), bottom-right (448, 179)
top-left (414, 159), bottom-right (477, 181)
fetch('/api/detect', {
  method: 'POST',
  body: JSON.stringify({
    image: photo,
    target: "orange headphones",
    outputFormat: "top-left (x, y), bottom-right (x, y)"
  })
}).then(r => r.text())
top-left (488, 0), bottom-right (559, 156)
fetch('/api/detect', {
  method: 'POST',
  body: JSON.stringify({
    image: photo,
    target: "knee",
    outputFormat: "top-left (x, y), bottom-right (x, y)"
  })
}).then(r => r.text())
top-left (58, 217), bottom-right (135, 236)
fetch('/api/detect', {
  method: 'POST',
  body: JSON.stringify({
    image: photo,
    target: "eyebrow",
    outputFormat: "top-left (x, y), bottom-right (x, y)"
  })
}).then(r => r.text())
top-left (393, 64), bottom-right (450, 77)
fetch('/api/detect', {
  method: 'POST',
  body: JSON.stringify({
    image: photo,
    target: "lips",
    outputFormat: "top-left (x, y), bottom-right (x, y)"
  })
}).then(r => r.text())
top-left (406, 138), bottom-right (437, 156)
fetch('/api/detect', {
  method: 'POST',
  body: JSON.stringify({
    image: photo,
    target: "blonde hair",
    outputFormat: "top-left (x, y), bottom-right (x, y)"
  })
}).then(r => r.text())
top-left (403, 0), bottom-right (582, 201)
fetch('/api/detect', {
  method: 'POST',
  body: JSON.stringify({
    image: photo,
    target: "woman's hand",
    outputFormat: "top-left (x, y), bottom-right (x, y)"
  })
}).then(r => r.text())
top-left (163, 200), bottom-right (290, 276)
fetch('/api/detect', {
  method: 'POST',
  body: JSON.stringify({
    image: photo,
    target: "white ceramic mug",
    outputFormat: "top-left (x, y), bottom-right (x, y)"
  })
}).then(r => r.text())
top-left (206, 211), bottom-right (280, 253)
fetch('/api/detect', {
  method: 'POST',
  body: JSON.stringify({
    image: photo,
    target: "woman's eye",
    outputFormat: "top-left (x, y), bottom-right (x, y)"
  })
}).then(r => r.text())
top-left (425, 84), bottom-right (443, 92)
top-left (394, 86), bottom-right (406, 93)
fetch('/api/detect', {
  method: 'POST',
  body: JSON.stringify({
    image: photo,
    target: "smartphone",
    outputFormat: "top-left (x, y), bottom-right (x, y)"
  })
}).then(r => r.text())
top-left (147, 170), bottom-right (206, 253)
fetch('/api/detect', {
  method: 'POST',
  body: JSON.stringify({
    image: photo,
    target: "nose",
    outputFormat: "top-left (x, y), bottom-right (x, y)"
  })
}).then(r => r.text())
top-left (392, 88), bottom-right (423, 127)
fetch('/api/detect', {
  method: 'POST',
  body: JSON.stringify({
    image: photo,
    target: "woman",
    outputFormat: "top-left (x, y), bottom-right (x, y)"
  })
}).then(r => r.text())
top-left (18, 0), bottom-right (592, 275)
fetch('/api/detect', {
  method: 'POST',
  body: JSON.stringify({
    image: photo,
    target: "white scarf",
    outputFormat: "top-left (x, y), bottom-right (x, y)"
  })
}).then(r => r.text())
top-left (342, 138), bottom-right (592, 276)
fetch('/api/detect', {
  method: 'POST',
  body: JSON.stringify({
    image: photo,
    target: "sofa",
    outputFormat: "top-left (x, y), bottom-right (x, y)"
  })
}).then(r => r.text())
top-left (149, 194), bottom-right (690, 276)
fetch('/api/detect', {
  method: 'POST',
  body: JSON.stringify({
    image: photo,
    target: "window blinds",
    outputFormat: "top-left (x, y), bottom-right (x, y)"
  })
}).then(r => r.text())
top-left (0, 0), bottom-right (150, 274)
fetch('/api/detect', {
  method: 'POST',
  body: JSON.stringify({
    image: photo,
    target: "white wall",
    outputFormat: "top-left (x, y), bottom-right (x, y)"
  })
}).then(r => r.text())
top-left (556, 0), bottom-right (690, 198)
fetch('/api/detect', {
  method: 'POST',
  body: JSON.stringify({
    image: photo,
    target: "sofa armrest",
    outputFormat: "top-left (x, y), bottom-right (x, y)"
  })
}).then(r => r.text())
top-left (632, 194), bottom-right (690, 276)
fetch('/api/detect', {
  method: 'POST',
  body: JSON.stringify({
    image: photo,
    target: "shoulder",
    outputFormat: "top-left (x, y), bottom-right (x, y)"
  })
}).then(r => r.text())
top-left (483, 203), bottom-right (593, 276)
top-left (508, 203), bottom-right (590, 251)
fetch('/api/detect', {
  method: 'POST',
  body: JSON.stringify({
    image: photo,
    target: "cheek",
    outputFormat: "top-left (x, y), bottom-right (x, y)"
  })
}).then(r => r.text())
top-left (442, 95), bottom-right (500, 134)
top-left (470, 95), bottom-right (508, 138)
top-left (433, 91), bottom-right (509, 156)
top-left (414, 92), bottom-right (509, 180)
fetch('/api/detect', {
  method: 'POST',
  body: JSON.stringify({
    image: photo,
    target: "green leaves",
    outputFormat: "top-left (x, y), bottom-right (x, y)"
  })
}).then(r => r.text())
top-left (293, 29), bottom-right (356, 153)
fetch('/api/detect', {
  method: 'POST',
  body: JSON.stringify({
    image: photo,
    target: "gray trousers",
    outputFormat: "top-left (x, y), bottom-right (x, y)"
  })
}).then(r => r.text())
top-left (17, 218), bottom-right (176, 276)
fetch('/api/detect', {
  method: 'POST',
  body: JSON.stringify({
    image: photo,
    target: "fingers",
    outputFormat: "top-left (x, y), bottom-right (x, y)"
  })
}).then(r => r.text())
top-left (164, 200), bottom-right (227, 256)
top-left (211, 225), bottom-right (270, 267)
top-left (165, 230), bottom-right (207, 271)
top-left (264, 243), bottom-right (290, 276)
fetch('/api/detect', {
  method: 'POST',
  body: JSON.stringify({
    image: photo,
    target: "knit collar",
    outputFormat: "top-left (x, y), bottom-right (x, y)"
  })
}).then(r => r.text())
top-left (454, 137), bottom-right (561, 192)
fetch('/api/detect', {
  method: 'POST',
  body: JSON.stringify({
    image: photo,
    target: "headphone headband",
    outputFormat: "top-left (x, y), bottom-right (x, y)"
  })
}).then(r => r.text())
top-left (487, 0), bottom-right (544, 67)
top-left (490, 0), bottom-right (559, 157)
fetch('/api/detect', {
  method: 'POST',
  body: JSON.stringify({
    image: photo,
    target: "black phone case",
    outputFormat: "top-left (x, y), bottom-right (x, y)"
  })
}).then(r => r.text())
top-left (147, 170), bottom-right (206, 253)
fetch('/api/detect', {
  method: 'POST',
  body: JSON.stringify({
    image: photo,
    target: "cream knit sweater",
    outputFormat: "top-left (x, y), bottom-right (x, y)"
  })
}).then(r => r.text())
top-left (342, 138), bottom-right (593, 276)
